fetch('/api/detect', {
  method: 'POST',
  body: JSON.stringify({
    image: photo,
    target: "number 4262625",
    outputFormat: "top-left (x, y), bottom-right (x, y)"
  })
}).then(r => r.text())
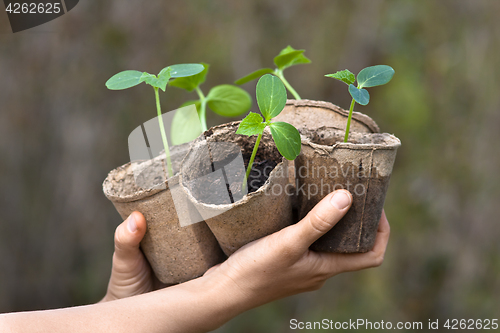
top-left (5, 2), bottom-right (62, 14)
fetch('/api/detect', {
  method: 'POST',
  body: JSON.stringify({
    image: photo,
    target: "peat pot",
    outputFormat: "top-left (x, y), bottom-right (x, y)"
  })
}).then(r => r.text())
top-left (273, 99), bottom-right (380, 188)
top-left (103, 147), bottom-right (225, 284)
top-left (296, 127), bottom-right (401, 253)
top-left (180, 122), bottom-right (293, 256)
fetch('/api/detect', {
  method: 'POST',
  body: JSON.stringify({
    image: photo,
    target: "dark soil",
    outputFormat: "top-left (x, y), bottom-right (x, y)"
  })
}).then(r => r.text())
top-left (243, 153), bottom-right (278, 193)
top-left (188, 150), bottom-right (278, 205)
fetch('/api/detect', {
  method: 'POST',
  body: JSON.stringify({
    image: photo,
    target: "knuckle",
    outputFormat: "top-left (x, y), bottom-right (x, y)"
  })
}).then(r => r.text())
top-left (308, 210), bottom-right (333, 235)
top-left (114, 225), bottom-right (125, 252)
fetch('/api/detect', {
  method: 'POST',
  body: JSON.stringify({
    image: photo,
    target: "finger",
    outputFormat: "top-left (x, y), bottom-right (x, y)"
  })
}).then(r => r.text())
top-left (319, 210), bottom-right (391, 274)
top-left (285, 190), bottom-right (352, 251)
top-left (203, 263), bottom-right (222, 276)
top-left (370, 209), bottom-right (390, 257)
top-left (114, 211), bottom-right (147, 262)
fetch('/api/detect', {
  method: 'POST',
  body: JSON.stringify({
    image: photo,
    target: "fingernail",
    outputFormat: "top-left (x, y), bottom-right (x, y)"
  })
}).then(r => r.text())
top-left (331, 191), bottom-right (351, 210)
top-left (127, 214), bottom-right (138, 233)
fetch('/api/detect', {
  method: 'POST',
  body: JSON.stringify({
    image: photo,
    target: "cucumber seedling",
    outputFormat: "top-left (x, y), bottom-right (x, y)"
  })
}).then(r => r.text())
top-left (235, 45), bottom-right (310, 100)
top-left (168, 63), bottom-right (252, 145)
top-left (106, 63), bottom-right (204, 178)
top-left (325, 65), bottom-right (395, 142)
top-left (236, 74), bottom-right (301, 191)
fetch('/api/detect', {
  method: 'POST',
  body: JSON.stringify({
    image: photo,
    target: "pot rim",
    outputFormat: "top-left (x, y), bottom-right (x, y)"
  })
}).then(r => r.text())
top-left (102, 158), bottom-right (179, 203)
top-left (284, 99), bottom-right (381, 133)
top-left (301, 130), bottom-right (401, 152)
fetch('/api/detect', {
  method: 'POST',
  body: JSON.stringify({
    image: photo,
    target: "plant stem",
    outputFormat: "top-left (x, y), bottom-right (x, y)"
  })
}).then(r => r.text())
top-left (275, 70), bottom-right (301, 100)
top-left (242, 132), bottom-right (262, 192)
top-left (344, 98), bottom-right (356, 143)
top-left (154, 87), bottom-right (174, 178)
top-left (195, 87), bottom-right (208, 131)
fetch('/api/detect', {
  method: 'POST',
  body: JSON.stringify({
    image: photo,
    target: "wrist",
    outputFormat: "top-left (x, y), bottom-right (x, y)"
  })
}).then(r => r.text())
top-left (185, 271), bottom-right (252, 331)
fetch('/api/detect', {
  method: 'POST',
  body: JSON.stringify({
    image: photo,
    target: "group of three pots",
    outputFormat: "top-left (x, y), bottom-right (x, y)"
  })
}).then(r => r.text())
top-left (103, 99), bottom-right (401, 285)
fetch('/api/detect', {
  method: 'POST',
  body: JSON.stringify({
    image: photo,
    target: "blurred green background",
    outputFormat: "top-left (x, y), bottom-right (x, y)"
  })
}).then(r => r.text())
top-left (1, 0), bottom-right (499, 331)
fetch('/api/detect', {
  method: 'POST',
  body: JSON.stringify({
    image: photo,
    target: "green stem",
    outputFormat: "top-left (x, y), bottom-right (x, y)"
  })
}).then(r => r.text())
top-left (242, 133), bottom-right (262, 192)
top-left (344, 98), bottom-right (356, 143)
top-left (195, 87), bottom-right (208, 131)
top-left (275, 70), bottom-right (301, 100)
top-left (154, 87), bottom-right (174, 178)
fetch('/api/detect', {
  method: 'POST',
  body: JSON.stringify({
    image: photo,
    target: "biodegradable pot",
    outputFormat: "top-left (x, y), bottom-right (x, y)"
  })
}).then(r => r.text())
top-left (103, 147), bottom-right (225, 284)
top-left (273, 99), bottom-right (380, 188)
top-left (180, 122), bottom-right (293, 256)
top-left (295, 127), bottom-right (401, 253)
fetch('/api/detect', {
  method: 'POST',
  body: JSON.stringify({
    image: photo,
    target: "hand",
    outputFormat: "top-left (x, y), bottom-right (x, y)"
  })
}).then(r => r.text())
top-left (100, 212), bottom-right (156, 302)
top-left (205, 190), bottom-right (390, 310)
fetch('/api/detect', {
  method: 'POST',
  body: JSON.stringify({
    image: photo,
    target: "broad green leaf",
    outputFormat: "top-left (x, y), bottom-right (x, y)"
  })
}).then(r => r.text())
top-left (234, 68), bottom-right (274, 85)
top-left (349, 84), bottom-right (370, 105)
top-left (357, 65), bottom-right (395, 88)
top-left (168, 63), bottom-right (205, 78)
top-left (269, 122), bottom-right (301, 160)
top-left (325, 69), bottom-right (355, 85)
top-left (273, 45), bottom-right (311, 70)
top-left (170, 104), bottom-right (203, 145)
top-left (256, 74), bottom-right (287, 121)
top-left (206, 85), bottom-right (252, 117)
top-left (236, 112), bottom-right (266, 136)
top-left (106, 70), bottom-right (144, 90)
top-left (169, 63), bottom-right (209, 92)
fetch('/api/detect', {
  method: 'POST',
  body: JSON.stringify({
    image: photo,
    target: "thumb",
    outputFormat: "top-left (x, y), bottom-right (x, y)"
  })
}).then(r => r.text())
top-left (113, 211), bottom-right (147, 262)
top-left (291, 190), bottom-right (352, 250)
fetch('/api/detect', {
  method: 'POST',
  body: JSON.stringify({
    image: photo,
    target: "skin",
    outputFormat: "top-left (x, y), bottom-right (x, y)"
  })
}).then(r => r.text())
top-left (0, 190), bottom-right (390, 333)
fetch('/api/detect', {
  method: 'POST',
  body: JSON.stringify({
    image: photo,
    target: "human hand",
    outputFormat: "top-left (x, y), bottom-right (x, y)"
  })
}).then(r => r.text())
top-left (204, 190), bottom-right (390, 310)
top-left (100, 212), bottom-right (160, 302)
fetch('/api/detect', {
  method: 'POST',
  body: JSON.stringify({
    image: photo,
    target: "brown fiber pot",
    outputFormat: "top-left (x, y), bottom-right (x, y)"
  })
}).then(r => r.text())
top-left (102, 147), bottom-right (225, 284)
top-left (273, 99), bottom-right (380, 188)
top-left (295, 127), bottom-right (401, 253)
top-left (180, 122), bottom-right (293, 256)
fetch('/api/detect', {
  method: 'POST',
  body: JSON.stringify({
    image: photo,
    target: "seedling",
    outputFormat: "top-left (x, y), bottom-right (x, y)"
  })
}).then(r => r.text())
top-left (168, 63), bottom-right (252, 145)
top-left (237, 74), bottom-right (301, 191)
top-left (105, 64), bottom-right (204, 178)
top-left (235, 45), bottom-right (310, 100)
top-left (325, 65), bottom-right (395, 142)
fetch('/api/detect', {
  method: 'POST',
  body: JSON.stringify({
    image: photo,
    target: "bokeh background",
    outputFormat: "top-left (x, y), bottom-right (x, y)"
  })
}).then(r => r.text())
top-left (1, 0), bottom-right (499, 331)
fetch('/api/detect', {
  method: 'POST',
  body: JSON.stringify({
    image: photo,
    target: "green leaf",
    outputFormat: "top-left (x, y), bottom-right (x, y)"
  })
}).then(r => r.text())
top-left (140, 72), bottom-right (160, 86)
top-left (234, 68), bottom-right (274, 85)
top-left (170, 104), bottom-right (203, 145)
top-left (256, 74), bottom-right (287, 121)
top-left (169, 63), bottom-right (209, 92)
top-left (273, 45), bottom-right (311, 70)
top-left (349, 84), bottom-right (370, 105)
top-left (106, 70), bottom-right (144, 90)
top-left (325, 69), bottom-right (355, 85)
top-left (168, 63), bottom-right (205, 78)
top-left (157, 70), bottom-right (172, 92)
top-left (269, 122), bottom-right (301, 160)
top-left (206, 85), bottom-right (252, 117)
top-left (357, 65), bottom-right (395, 88)
top-left (236, 112), bottom-right (266, 136)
